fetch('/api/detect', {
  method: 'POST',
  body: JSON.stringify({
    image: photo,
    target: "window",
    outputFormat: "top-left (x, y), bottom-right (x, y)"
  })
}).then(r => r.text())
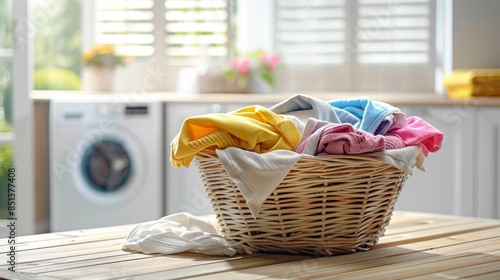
top-left (274, 0), bottom-right (436, 92)
top-left (92, 0), bottom-right (230, 63)
top-left (276, 0), bottom-right (347, 65)
top-left (85, 0), bottom-right (231, 91)
top-left (34, 0), bottom-right (81, 90)
top-left (94, 0), bottom-right (155, 57)
top-left (356, 0), bottom-right (432, 64)
top-left (164, 0), bottom-right (229, 63)
top-left (1, 0), bottom-right (35, 234)
top-left (0, 0), bottom-right (14, 220)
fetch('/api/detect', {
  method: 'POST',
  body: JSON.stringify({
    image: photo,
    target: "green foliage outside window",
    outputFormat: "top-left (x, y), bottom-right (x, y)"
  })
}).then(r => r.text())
top-left (34, 0), bottom-right (82, 90)
top-left (0, 125), bottom-right (13, 219)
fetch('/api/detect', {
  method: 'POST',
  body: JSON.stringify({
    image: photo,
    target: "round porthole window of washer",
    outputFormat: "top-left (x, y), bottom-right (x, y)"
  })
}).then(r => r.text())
top-left (81, 140), bottom-right (132, 193)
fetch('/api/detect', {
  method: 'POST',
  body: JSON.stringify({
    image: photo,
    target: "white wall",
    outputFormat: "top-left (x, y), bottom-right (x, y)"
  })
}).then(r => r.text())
top-left (452, 0), bottom-right (500, 69)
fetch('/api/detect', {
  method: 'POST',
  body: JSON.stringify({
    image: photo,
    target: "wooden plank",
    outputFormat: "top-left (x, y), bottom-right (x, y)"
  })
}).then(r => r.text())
top-left (377, 222), bottom-right (500, 248)
top-left (0, 224), bottom-right (135, 248)
top-left (383, 211), bottom-right (462, 231)
top-left (17, 252), bottom-right (155, 274)
top-left (383, 216), bottom-right (480, 236)
top-left (0, 269), bottom-right (62, 280)
top-left (308, 244), bottom-right (500, 279)
top-left (405, 260), bottom-right (500, 279)
top-left (131, 254), bottom-right (311, 280)
top-left (0, 239), bottom-right (125, 267)
top-left (464, 271), bottom-right (500, 279)
top-left (38, 253), bottom-right (307, 280)
top-left (0, 230), bottom-right (131, 255)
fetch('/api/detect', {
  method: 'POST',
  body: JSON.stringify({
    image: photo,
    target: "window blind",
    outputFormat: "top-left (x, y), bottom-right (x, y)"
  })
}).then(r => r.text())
top-left (276, 0), bottom-right (432, 65)
top-left (164, 0), bottom-right (229, 62)
top-left (276, 0), bottom-right (346, 64)
top-left (94, 0), bottom-right (155, 57)
top-left (356, 0), bottom-right (431, 63)
top-left (94, 0), bottom-right (230, 62)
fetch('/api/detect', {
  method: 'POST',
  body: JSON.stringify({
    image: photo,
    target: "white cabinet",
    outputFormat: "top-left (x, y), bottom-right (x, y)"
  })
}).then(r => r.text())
top-left (165, 103), bottom-right (225, 216)
top-left (394, 106), bottom-right (476, 216)
top-left (477, 109), bottom-right (500, 219)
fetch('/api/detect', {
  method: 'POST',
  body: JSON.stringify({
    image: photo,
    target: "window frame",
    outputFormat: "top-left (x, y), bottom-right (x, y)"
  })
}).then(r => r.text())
top-left (0, 0), bottom-right (36, 235)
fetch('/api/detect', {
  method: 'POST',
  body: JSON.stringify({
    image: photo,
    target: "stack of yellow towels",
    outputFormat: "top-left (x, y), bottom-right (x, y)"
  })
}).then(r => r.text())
top-left (444, 69), bottom-right (500, 99)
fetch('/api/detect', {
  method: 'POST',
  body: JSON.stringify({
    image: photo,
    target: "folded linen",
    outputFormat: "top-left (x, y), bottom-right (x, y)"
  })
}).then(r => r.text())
top-left (295, 119), bottom-right (405, 155)
top-left (386, 116), bottom-right (443, 156)
top-left (122, 212), bottom-right (244, 257)
top-left (328, 97), bottom-right (406, 135)
top-left (170, 105), bottom-right (301, 168)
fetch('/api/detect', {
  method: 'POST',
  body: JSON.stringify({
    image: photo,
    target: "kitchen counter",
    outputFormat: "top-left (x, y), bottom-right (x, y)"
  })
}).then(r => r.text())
top-left (1, 211), bottom-right (499, 279)
top-left (31, 90), bottom-right (500, 107)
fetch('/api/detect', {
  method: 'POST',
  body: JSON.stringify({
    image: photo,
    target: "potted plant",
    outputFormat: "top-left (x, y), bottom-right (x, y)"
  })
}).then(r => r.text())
top-left (81, 44), bottom-right (130, 91)
top-left (223, 49), bottom-right (280, 93)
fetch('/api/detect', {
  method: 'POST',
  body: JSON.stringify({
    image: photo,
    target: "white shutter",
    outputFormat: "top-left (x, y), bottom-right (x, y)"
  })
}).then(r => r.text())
top-left (356, 0), bottom-right (432, 64)
top-left (276, 0), bottom-right (347, 64)
top-left (164, 0), bottom-right (229, 63)
top-left (94, 0), bottom-right (155, 57)
top-left (274, 0), bottom-right (435, 91)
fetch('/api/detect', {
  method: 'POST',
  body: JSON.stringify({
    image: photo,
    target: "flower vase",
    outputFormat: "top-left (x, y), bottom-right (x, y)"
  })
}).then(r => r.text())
top-left (249, 71), bottom-right (272, 93)
top-left (82, 67), bottom-right (115, 91)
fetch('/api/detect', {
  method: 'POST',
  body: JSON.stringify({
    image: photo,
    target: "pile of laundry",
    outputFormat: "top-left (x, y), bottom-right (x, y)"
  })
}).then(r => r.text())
top-left (171, 94), bottom-right (442, 167)
top-left (123, 94), bottom-right (444, 257)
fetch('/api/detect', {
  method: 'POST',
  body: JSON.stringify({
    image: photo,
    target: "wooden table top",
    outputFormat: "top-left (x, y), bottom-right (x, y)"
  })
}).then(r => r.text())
top-left (1, 211), bottom-right (500, 280)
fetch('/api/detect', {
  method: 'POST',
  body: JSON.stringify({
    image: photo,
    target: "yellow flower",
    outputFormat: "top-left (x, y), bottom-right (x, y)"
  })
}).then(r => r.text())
top-left (95, 44), bottom-right (115, 55)
top-left (82, 50), bottom-right (95, 62)
top-left (82, 44), bottom-right (130, 68)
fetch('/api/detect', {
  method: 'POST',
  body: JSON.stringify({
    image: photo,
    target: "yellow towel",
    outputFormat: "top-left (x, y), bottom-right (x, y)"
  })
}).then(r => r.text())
top-left (443, 69), bottom-right (500, 88)
top-left (447, 85), bottom-right (500, 99)
top-left (170, 105), bottom-right (301, 168)
top-left (443, 69), bottom-right (500, 99)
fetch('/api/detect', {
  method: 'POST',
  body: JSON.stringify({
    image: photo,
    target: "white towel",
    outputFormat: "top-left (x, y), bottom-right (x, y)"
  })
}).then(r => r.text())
top-left (122, 212), bottom-right (243, 257)
top-left (216, 148), bottom-right (301, 218)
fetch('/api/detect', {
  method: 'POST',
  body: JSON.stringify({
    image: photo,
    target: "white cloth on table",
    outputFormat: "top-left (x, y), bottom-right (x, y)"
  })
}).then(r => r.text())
top-left (122, 212), bottom-right (244, 257)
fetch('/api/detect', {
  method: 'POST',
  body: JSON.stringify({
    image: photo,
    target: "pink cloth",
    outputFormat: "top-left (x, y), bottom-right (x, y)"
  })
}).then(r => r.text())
top-left (295, 122), bottom-right (405, 155)
top-left (386, 116), bottom-right (443, 156)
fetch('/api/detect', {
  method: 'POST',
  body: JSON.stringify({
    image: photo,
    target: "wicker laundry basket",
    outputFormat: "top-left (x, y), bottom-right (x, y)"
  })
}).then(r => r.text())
top-left (195, 149), bottom-right (409, 256)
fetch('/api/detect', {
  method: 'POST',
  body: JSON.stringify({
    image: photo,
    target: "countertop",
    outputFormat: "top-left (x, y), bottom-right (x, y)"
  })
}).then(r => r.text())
top-left (31, 90), bottom-right (500, 107)
top-left (1, 211), bottom-right (499, 279)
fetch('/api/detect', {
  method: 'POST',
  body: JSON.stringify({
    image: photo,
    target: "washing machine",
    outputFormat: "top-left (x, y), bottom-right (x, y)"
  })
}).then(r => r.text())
top-left (49, 99), bottom-right (164, 231)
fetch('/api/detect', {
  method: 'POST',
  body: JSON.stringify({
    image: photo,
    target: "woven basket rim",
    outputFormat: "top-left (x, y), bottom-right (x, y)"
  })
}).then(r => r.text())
top-left (199, 148), bottom-right (409, 173)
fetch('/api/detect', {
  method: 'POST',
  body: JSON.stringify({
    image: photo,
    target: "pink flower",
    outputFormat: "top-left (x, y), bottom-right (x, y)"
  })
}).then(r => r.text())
top-left (230, 58), bottom-right (251, 76)
top-left (260, 54), bottom-right (280, 70)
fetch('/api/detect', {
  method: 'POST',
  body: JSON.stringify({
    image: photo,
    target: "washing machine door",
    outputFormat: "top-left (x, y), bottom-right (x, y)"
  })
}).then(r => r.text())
top-left (81, 140), bottom-right (132, 192)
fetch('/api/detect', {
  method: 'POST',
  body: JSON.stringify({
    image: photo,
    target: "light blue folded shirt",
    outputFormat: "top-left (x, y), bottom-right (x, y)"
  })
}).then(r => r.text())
top-left (328, 96), bottom-right (406, 135)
